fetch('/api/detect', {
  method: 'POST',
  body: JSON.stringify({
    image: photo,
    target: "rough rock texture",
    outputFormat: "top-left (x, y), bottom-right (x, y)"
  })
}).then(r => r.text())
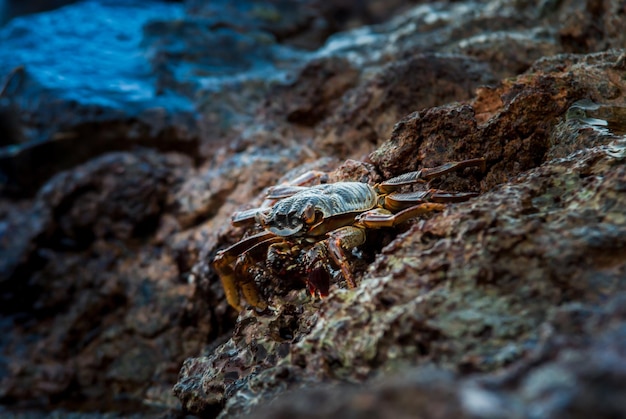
top-left (175, 49), bottom-right (626, 417)
top-left (2, 0), bottom-right (626, 418)
top-left (243, 293), bottom-right (626, 419)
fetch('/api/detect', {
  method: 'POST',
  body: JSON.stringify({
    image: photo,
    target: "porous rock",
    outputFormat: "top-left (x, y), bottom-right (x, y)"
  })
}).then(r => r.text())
top-left (2, 0), bottom-right (626, 417)
top-left (176, 49), bottom-right (626, 417)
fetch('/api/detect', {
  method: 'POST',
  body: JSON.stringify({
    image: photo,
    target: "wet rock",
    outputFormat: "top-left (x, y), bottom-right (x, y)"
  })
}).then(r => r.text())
top-left (1, 149), bottom-right (191, 282)
top-left (463, 294), bottom-right (626, 419)
top-left (2, 0), bottom-right (626, 417)
top-left (184, 0), bottom-right (420, 51)
top-left (0, 1), bottom-right (198, 196)
top-left (446, 27), bottom-right (560, 80)
top-left (372, 50), bottom-right (626, 187)
top-left (0, 150), bottom-right (203, 410)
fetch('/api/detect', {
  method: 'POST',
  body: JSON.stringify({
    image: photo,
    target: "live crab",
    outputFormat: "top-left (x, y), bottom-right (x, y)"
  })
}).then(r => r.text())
top-left (214, 157), bottom-right (486, 311)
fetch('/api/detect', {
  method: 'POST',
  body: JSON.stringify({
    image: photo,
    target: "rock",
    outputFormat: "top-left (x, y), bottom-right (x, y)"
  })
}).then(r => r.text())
top-left (2, 0), bottom-right (626, 417)
top-left (0, 150), bottom-right (202, 410)
top-left (244, 294), bottom-right (626, 419)
top-left (314, 53), bottom-right (498, 158)
top-left (175, 48), bottom-right (626, 416)
top-left (244, 367), bottom-right (467, 419)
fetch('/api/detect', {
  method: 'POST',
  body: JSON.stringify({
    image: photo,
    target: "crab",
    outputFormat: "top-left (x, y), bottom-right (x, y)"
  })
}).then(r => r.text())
top-left (214, 157), bottom-right (486, 311)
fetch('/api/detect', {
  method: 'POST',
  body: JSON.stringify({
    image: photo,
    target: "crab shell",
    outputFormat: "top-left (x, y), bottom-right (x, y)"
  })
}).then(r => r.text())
top-left (257, 182), bottom-right (379, 237)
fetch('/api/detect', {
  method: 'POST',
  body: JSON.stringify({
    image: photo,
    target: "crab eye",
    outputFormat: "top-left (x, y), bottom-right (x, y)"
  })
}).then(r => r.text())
top-left (303, 204), bottom-right (316, 224)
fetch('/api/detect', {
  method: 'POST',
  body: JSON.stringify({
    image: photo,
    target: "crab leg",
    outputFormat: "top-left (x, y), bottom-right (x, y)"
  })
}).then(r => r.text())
top-left (326, 226), bottom-right (367, 288)
top-left (232, 207), bottom-right (270, 226)
top-left (263, 170), bottom-right (329, 203)
top-left (356, 204), bottom-right (447, 228)
top-left (234, 236), bottom-right (285, 310)
top-left (377, 157), bottom-right (486, 193)
top-left (384, 189), bottom-right (479, 211)
top-left (266, 185), bottom-right (310, 199)
top-left (213, 260), bottom-right (242, 311)
top-left (233, 253), bottom-right (267, 310)
top-left (213, 231), bottom-right (277, 310)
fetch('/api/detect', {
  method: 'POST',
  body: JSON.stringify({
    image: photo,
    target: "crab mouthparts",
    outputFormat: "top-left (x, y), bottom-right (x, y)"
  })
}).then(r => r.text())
top-left (268, 224), bottom-right (304, 236)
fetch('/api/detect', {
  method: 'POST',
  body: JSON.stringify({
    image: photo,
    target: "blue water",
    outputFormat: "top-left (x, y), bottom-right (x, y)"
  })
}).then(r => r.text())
top-left (0, 1), bottom-right (188, 107)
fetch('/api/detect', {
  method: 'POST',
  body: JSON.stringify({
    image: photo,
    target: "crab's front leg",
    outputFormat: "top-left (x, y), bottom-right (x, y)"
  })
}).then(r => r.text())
top-left (213, 249), bottom-right (245, 311)
top-left (233, 253), bottom-right (270, 311)
top-left (213, 231), bottom-right (279, 311)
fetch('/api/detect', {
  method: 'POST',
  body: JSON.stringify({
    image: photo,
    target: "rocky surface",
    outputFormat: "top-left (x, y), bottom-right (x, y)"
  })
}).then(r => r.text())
top-left (241, 293), bottom-right (626, 419)
top-left (175, 49), bottom-right (626, 417)
top-left (1, 0), bottom-right (626, 418)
